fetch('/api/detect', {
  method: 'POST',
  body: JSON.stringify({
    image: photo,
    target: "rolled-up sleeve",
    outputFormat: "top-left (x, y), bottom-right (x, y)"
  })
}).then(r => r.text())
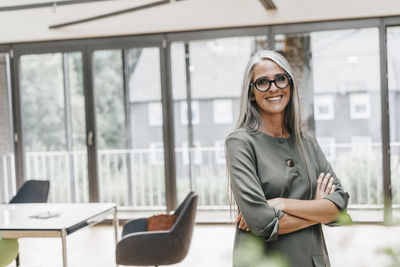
top-left (312, 136), bottom-right (351, 225)
top-left (226, 135), bottom-right (284, 241)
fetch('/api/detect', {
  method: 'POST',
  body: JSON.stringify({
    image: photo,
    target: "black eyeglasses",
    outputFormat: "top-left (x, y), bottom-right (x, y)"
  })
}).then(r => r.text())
top-left (250, 74), bottom-right (291, 92)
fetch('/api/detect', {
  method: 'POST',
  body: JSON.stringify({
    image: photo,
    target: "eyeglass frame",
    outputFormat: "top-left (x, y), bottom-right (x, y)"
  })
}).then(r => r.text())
top-left (249, 74), bottom-right (292, 92)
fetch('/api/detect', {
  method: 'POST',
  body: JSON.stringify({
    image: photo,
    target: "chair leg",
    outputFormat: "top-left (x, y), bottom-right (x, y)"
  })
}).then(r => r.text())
top-left (16, 254), bottom-right (20, 266)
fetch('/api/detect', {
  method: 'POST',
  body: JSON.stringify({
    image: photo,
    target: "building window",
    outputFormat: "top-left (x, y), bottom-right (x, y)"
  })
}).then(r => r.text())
top-left (149, 142), bottom-right (164, 165)
top-left (350, 93), bottom-right (370, 119)
top-left (180, 101), bottom-right (200, 125)
top-left (314, 95), bottom-right (335, 120)
top-left (182, 141), bottom-right (202, 165)
top-left (148, 102), bottom-right (163, 126)
top-left (214, 140), bottom-right (226, 165)
top-left (213, 99), bottom-right (233, 124)
top-left (316, 137), bottom-right (336, 162)
top-left (351, 136), bottom-right (372, 153)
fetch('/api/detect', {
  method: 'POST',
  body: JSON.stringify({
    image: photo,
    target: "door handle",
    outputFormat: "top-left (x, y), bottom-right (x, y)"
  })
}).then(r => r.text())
top-left (88, 131), bottom-right (94, 146)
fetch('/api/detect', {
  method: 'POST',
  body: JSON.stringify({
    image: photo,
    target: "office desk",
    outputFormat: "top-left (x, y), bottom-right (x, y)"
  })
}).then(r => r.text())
top-left (0, 203), bottom-right (118, 267)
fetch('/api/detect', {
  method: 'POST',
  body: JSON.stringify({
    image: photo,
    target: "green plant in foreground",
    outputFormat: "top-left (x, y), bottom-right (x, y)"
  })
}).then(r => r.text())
top-left (378, 247), bottom-right (400, 267)
top-left (234, 235), bottom-right (290, 267)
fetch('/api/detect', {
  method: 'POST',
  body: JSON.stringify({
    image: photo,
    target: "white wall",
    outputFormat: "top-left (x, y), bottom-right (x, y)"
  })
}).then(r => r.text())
top-left (0, 0), bottom-right (400, 44)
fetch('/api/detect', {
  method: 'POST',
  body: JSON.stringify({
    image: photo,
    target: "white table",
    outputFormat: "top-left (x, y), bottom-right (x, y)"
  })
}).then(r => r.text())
top-left (0, 203), bottom-right (118, 267)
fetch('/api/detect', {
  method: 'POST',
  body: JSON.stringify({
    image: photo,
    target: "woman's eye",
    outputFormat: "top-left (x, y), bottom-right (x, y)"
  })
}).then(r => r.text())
top-left (276, 75), bottom-right (287, 82)
top-left (257, 78), bottom-right (268, 85)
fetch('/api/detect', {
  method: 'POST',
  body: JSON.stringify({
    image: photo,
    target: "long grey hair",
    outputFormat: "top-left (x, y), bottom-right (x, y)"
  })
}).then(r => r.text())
top-left (226, 50), bottom-right (313, 213)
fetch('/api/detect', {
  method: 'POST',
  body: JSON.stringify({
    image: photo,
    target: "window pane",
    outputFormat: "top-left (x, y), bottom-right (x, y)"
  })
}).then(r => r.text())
top-left (128, 47), bottom-right (165, 209)
top-left (387, 26), bottom-right (400, 222)
top-left (0, 53), bottom-right (16, 203)
top-left (276, 28), bottom-right (383, 221)
top-left (20, 52), bottom-right (88, 202)
top-left (93, 48), bottom-right (166, 209)
top-left (171, 36), bottom-right (268, 207)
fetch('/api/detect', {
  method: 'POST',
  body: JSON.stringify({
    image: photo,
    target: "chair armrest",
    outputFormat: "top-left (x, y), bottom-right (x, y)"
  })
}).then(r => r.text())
top-left (116, 231), bottom-right (186, 266)
top-left (122, 218), bottom-right (147, 237)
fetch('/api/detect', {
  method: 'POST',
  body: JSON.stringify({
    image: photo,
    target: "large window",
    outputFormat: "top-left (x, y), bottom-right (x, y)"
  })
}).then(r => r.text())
top-left (387, 26), bottom-right (400, 221)
top-left (93, 47), bottom-right (165, 209)
top-left (276, 28), bottom-right (383, 220)
top-left (0, 53), bottom-right (15, 203)
top-left (20, 52), bottom-right (88, 203)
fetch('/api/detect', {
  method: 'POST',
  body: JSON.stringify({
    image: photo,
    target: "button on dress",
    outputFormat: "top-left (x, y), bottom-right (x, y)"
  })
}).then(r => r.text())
top-left (225, 128), bottom-right (350, 267)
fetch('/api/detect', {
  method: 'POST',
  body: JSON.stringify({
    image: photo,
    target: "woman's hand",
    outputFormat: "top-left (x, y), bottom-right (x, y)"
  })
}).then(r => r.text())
top-left (235, 212), bottom-right (250, 231)
top-left (314, 172), bottom-right (335, 200)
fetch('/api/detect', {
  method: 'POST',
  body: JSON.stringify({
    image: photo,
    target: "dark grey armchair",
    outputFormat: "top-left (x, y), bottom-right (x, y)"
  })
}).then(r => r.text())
top-left (10, 180), bottom-right (50, 203)
top-left (116, 191), bottom-right (198, 266)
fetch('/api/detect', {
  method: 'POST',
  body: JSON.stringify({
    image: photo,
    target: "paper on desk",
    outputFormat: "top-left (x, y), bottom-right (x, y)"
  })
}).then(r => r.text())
top-left (29, 211), bottom-right (62, 219)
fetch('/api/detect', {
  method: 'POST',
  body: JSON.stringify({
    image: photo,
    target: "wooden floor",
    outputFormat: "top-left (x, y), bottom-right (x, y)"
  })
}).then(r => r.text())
top-left (7, 224), bottom-right (400, 267)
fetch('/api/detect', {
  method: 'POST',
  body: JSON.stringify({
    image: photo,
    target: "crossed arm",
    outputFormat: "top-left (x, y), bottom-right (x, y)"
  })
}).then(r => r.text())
top-left (236, 172), bottom-right (340, 235)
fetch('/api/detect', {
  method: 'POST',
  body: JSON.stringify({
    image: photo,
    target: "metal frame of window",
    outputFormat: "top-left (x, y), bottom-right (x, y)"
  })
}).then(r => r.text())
top-left (2, 15), bottom-right (400, 222)
top-left (0, 46), bottom-right (16, 200)
top-left (10, 42), bottom-right (89, 201)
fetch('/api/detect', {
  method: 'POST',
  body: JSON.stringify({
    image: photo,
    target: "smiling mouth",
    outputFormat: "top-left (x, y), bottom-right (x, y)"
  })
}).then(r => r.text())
top-left (265, 95), bottom-right (283, 102)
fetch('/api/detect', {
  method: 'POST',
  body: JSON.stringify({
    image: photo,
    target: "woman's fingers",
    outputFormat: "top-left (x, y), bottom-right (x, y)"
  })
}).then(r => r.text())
top-left (235, 212), bottom-right (250, 230)
top-left (235, 212), bottom-right (242, 224)
top-left (315, 172), bottom-right (325, 196)
top-left (239, 216), bottom-right (246, 229)
top-left (315, 173), bottom-right (336, 199)
top-left (330, 184), bottom-right (336, 194)
top-left (326, 177), bottom-right (334, 194)
top-left (315, 173), bottom-right (324, 199)
top-left (316, 173), bottom-right (324, 196)
top-left (319, 173), bottom-right (331, 195)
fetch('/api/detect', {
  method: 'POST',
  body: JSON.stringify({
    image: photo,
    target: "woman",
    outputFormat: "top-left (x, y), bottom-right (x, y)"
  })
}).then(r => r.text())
top-left (225, 50), bottom-right (349, 267)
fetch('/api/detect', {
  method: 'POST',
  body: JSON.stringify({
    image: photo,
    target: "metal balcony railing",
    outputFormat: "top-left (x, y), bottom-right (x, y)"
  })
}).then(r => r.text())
top-left (0, 143), bottom-right (399, 208)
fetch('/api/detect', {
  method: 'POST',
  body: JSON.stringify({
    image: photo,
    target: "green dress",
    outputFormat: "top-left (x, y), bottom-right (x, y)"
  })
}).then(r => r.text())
top-left (225, 128), bottom-right (349, 267)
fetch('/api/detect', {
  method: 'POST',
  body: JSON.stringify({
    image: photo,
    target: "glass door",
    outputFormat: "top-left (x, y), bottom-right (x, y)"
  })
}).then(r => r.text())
top-left (19, 52), bottom-right (88, 202)
top-left (92, 47), bottom-right (166, 209)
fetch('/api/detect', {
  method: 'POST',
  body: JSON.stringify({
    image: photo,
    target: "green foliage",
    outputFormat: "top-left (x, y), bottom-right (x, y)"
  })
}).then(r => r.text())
top-left (378, 247), bottom-right (400, 267)
top-left (234, 235), bottom-right (290, 267)
top-left (93, 50), bottom-right (126, 149)
top-left (336, 210), bottom-right (354, 225)
top-left (334, 149), bottom-right (400, 205)
top-left (334, 150), bottom-right (383, 205)
top-left (21, 54), bottom-right (66, 151)
top-left (20, 53), bottom-right (87, 152)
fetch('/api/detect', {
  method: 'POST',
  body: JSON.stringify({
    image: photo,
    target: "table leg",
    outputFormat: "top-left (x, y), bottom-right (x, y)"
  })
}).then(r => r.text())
top-left (113, 207), bottom-right (119, 244)
top-left (113, 207), bottom-right (119, 267)
top-left (61, 228), bottom-right (68, 267)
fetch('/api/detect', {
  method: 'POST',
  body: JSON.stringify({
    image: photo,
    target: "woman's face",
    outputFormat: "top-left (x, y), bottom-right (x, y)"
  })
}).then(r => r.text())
top-left (251, 59), bottom-right (291, 117)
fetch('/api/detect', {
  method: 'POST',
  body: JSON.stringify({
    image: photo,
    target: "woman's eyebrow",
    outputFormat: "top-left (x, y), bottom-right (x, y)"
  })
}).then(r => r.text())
top-left (254, 75), bottom-right (268, 80)
top-left (255, 73), bottom-right (286, 80)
